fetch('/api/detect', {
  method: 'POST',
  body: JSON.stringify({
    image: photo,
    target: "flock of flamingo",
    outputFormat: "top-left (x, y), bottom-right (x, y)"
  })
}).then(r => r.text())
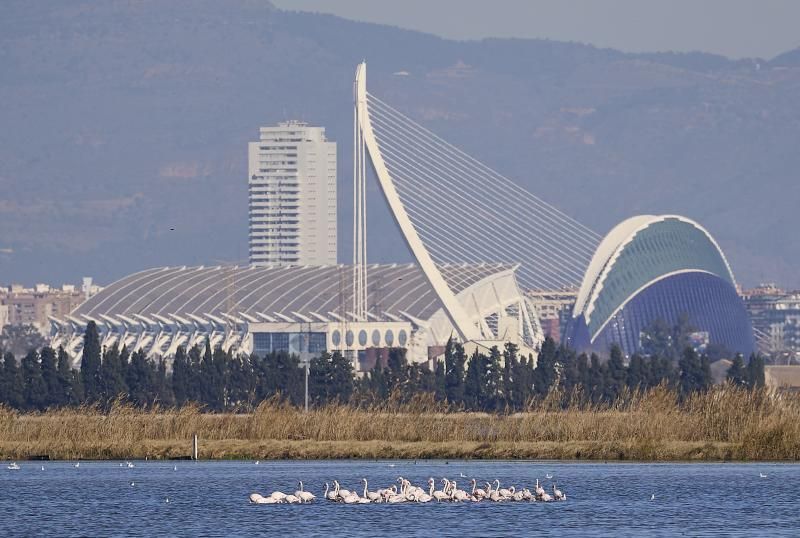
top-left (249, 476), bottom-right (566, 504)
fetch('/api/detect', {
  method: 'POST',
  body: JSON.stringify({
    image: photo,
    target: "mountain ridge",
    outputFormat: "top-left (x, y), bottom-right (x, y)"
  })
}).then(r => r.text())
top-left (1, 1), bottom-right (798, 288)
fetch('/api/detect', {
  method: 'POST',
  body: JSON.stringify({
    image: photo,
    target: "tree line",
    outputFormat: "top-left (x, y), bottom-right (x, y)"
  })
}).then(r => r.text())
top-left (0, 321), bottom-right (765, 412)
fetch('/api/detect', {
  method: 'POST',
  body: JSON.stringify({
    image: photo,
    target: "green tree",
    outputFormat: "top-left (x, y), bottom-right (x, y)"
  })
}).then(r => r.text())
top-left (0, 324), bottom-right (46, 358)
top-left (444, 339), bottom-right (466, 405)
top-left (39, 346), bottom-right (60, 408)
top-left (502, 342), bottom-right (519, 409)
top-left (100, 343), bottom-right (128, 404)
top-left (463, 350), bottom-right (483, 410)
top-left (329, 351), bottom-right (354, 403)
top-left (171, 346), bottom-right (190, 405)
top-left (126, 349), bottom-right (155, 407)
top-left (80, 321), bottom-right (102, 402)
top-left (21, 350), bottom-right (46, 410)
top-left (56, 346), bottom-right (81, 406)
top-left (626, 354), bottom-right (645, 390)
top-left (605, 344), bottom-right (626, 401)
top-left (678, 347), bottom-right (703, 396)
top-left (588, 354), bottom-right (605, 404)
top-left (154, 358), bottom-right (174, 406)
top-left (726, 354), bottom-right (746, 386)
top-left (433, 359), bottom-right (446, 401)
top-left (746, 353), bottom-right (765, 388)
top-left (483, 346), bottom-right (503, 410)
top-left (533, 337), bottom-right (558, 396)
top-left (1, 351), bottom-right (24, 408)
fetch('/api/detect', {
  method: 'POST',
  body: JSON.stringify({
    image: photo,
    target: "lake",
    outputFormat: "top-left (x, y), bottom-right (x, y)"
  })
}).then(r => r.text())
top-left (1, 460), bottom-right (796, 536)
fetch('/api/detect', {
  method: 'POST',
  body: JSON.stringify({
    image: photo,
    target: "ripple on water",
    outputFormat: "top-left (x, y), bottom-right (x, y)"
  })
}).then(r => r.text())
top-left (1, 460), bottom-right (798, 537)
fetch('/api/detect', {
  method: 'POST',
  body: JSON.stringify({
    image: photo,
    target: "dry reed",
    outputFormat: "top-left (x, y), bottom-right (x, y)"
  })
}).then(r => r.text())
top-left (1, 385), bottom-right (798, 461)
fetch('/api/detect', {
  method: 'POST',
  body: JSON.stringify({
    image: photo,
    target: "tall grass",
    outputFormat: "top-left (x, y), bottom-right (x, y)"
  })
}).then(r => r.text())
top-left (1, 385), bottom-right (799, 461)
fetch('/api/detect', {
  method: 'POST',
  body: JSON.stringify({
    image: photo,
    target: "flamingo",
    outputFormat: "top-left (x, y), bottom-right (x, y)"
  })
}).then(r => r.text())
top-left (323, 483), bottom-right (337, 501)
top-left (486, 482), bottom-right (504, 502)
top-left (362, 479), bottom-right (382, 502)
top-left (333, 480), bottom-right (352, 501)
top-left (415, 489), bottom-right (433, 503)
top-left (250, 493), bottom-right (279, 504)
top-left (471, 479), bottom-right (487, 499)
top-left (284, 494), bottom-right (301, 504)
top-left (553, 484), bottom-right (566, 501)
top-left (512, 487), bottom-right (526, 502)
top-left (535, 479), bottom-right (546, 500)
top-left (269, 490), bottom-right (287, 502)
top-left (450, 480), bottom-right (470, 502)
top-left (430, 478), bottom-right (449, 502)
top-left (295, 481), bottom-right (315, 503)
top-left (522, 488), bottom-right (534, 501)
top-left (495, 480), bottom-right (512, 498)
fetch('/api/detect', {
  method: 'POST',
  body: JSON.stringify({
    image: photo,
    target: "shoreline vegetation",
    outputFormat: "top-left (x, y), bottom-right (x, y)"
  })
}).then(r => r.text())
top-left (2, 386), bottom-right (798, 462)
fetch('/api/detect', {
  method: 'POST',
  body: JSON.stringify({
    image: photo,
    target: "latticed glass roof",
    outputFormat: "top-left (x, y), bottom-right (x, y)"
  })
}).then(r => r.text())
top-left (575, 216), bottom-right (736, 339)
top-left (74, 263), bottom-right (515, 323)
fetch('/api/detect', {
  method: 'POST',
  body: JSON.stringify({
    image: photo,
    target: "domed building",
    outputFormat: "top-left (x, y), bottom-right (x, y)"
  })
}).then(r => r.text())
top-left (565, 215), bottom-right (755, 357)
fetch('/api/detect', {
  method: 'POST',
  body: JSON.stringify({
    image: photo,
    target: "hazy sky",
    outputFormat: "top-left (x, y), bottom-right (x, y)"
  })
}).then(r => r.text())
top-left (273, 0), bottom-right (800, 59)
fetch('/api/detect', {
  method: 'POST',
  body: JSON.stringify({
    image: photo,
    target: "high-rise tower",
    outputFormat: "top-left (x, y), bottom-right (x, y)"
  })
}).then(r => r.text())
top-left (248, 121), bottom-right (337, 266)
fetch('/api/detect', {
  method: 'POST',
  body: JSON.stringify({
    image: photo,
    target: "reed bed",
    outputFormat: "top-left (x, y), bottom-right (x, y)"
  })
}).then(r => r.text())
top-left (1, 386), bottom-right (798, 461)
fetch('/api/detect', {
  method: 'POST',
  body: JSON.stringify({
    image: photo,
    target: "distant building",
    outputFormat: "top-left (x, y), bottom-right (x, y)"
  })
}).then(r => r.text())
top-left (1, 283), bottom-right (97, 334)
top-left (49, 263), bottom-right (540, 369)
top-left (248, 121), bottom-right (337, 266)
top-left (564, 215), bottom-right (755, 357)
top-left (743, 285), bottom-right (800, 362)
top-left (526, 289), bottom-right (577, 343)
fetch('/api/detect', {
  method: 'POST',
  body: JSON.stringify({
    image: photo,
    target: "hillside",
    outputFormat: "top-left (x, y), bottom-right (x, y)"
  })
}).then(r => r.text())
top-left (1, 0), bottom-right (798, 287)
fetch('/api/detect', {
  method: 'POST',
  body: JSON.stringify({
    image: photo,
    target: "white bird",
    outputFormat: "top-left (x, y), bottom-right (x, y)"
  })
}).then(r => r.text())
top-left (471, 479), bottom-right (486, 499)
top-left (41, 465), bottom-right (45, 471)
top-left (388, 464), bottom-right (396, 468)
top-left (342, 490), bottom-right (361, 504)
top-left (760, 473), bottom-right (768, 478)
top-left (450, 480), bottom-right (470, 502)
top-left (535, 479), bottom-right (546, 499)
top-left (74, 462), bottom-right (80, 468)
top-left (362, 479), bottom-right (382, 502)
top-left (495, 480), bottom-right (512, 498)
top-left (323, 483), bottom-right (338, 501)
top-left (130, 481), bottom-right (135, 487)
top-left (650, 494), bottom-right (655, 501)
top-left (165, 497), bottom-right (170, 503)
top-left (553, 484), bottom-right (566, 501)
top-left (333, 481), bottom-right (352, 501)
top-left (173, 465), bottom-right (177, 471)
top-left (249, 493), bottom-right (276, 504)
top-left (255, 461), bottom-right (260, 465)
top-left (284, 494), bottom-right (301, 504)
top-left (295, 481), bottom-right (315, 503)
top-left (546, 474), bottom-right (553, 479)
top-left (460, 472), bottom-right (467, 478)
top-left (269, 490), bottom-right (287, 502)
top-left (487, 483), bottom-right (504, 502)
top-left (430, 478), bottom-right (449, 502)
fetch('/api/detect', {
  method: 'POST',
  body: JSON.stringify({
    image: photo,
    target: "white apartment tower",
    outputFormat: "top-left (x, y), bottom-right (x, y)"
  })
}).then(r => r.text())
top-left (248, 121), bottom-right (337, 266)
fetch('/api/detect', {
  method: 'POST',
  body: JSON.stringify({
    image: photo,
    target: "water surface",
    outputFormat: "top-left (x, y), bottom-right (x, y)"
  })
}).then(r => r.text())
top-left (1, 460), bottom-right (796, 536)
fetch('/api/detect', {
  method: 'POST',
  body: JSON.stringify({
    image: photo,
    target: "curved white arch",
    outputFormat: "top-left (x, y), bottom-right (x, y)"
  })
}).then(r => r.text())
top-left (574, 214), bottom-right (737, 324)
top-left (356, 62), bottom-right (479, 341)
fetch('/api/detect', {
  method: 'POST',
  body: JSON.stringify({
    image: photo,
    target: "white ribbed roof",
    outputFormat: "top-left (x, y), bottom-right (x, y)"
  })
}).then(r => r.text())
top-left (73, 263), bottom-right (515, 323)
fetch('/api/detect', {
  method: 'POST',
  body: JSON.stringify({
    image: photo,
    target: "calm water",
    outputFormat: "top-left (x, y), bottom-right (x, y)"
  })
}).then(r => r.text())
top-left (1, 460), bottom-right (797, 536)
